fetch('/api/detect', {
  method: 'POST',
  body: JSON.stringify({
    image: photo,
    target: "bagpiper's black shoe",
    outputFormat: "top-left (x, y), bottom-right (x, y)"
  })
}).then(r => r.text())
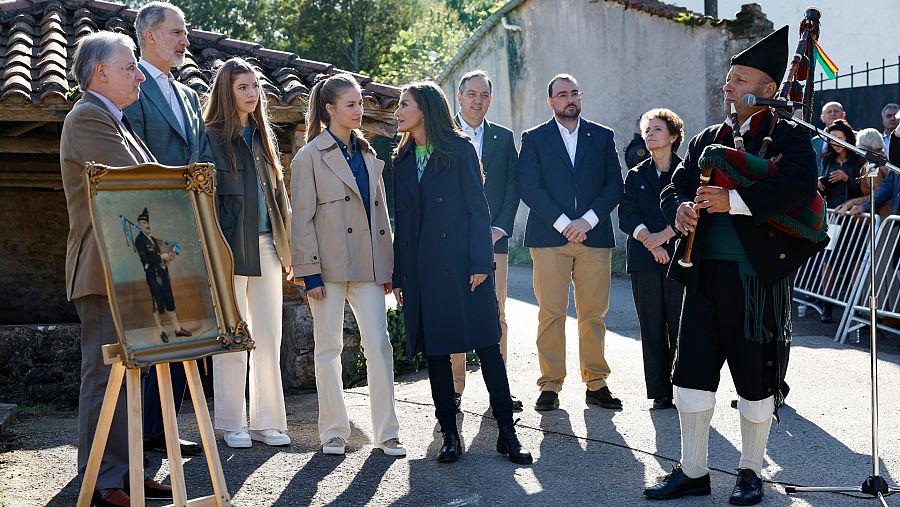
top-left (175, 327), bottom-right (192, 337)
top-left (729, 468), bottom-right (763, 505)
top-left (160, 331), bottom-right (169, 343)
top-left (436, 431), bottom-right (461, 463)
top-left (643, 464), bottom-right (711, 500)
top-left (511, 394), bottom-right (524, 412)
top-left (496, 422), bottom-right (533, 464)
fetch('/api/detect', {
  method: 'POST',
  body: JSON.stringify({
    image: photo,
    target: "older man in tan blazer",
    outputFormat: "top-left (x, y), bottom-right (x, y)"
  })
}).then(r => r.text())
top-left (60, 31), bottom-right (171, 507)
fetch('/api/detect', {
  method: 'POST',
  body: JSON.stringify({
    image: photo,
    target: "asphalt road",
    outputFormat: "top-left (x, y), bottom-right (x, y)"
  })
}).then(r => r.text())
top-left (3, 266), bottom-right (900, 506)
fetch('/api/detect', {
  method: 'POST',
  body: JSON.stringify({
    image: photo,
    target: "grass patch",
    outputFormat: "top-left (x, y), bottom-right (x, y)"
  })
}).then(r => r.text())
top-left (16, 403), bottom-right (71, 418)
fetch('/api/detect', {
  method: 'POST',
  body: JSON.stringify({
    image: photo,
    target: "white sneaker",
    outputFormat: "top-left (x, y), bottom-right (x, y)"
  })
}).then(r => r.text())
top-left (249, 429), bottom-right (291, 447)
top-left (322, 436), bottom-right (346, 455)
top-left (377, 438), bottom-right (407, 457)
top-left (223, 430), bottom-right (251, 448)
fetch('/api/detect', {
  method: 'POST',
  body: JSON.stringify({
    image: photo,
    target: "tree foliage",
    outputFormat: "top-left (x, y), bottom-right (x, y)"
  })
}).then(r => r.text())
top-left (128, 0), bottom-right (504, 84)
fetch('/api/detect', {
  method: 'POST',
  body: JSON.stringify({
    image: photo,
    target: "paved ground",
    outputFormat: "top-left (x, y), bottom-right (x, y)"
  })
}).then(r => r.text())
top-left (3, 265), bottom-right (900, 506)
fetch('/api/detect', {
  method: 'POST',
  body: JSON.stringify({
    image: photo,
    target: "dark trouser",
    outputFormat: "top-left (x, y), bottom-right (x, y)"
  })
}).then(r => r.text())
top-left (427, 344), bottom-right (514, 433)
top-left (672, 260), bottom-right (788, 402)
top-left (142, 362), bottom-right (188, 437)
top-left (74, 295), bottom-right (130, 490)
top-left (631, 270), bottom-right (684, 399)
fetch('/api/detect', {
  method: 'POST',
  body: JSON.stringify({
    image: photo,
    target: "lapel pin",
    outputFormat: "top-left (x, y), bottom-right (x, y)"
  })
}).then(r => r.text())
top-left (493, 135), bottom-right (498, 139)
top-left (587, 132), bottom-right (591, 137)
top-left (640, 185), bottom-right (645, 189)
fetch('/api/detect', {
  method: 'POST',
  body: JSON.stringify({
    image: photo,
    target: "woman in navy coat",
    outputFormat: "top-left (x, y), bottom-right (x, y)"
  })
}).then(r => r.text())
top-left (617, 108), bottom-right (685, 411)
top-left (391, 81), bottom-right (531, 465)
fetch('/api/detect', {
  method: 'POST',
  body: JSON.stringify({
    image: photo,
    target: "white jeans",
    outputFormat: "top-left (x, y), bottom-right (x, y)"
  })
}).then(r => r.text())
top-left (213, 235), bottom-right (287, 432)
top-left (309, 281), bottom-right (400, 444)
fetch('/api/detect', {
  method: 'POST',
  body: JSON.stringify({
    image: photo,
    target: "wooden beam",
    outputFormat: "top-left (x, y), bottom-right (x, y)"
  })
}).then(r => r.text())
top-left (1, 121), bottom-right (49, 136)
top-left (0, 136), bottom-right (59, 153)
top-left (0, 172), bottom-right (62, 189)
top-left (0, 105), bottom-right (70, 122)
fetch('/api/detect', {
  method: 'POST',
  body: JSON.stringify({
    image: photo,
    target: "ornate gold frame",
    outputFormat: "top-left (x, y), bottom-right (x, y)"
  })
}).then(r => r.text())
top-left (85, 162), bottom-right (253, 368)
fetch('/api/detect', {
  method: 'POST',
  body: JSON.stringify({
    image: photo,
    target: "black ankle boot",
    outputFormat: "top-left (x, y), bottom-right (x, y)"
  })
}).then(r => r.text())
top-left (437, 431), bottom-right (461, 463)
top-left (496, 424), bottom-right (533, 464)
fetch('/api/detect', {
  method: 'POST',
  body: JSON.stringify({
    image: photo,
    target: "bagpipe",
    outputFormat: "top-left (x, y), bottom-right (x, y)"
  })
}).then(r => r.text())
top-left (678, 9), bottom-right (826, 268)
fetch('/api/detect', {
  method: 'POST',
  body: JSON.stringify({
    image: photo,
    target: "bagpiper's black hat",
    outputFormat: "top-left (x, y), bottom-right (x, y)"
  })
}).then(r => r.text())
top-left (731, 25), bottom-right (790, 83)
top-left (138, 207), bottom-right (149, 222)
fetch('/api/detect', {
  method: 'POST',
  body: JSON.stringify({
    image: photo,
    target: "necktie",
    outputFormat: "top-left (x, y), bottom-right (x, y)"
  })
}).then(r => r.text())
top-left (121, 114), bottom-right (152, 162)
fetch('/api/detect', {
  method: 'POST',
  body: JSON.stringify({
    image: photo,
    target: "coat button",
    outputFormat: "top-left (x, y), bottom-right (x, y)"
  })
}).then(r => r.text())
top-left (313, 256), bottom-right (317, 260)
top-left (440, 232), bottom-right (446, 238)
top-left (766, 360), bottom-right (773, 367)
top-left (347, 228), bottom-right (353, 233)
top-left (380, 229), bottom-right (385, 235)
top-left (778, 253), bottom-right (786, 260)
top-left (767, 387), bottom-right (773, 393)
top-left (375, 201), bottom-right (379, 206)
top-left (769, 231), bottom-right (775, 237)
top-left (403, 275), bottom-right (407, 281)
top-left (436, 196), bottom-right (443, 203)
top-left (345, 196), bottom-right (350, 201)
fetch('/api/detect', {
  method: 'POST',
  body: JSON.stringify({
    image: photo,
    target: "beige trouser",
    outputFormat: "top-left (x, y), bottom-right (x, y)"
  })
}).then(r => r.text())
top-left (213, 236), bottom-right (288, 432)
top-left (309, 281), bottom-right (400, 445)
top-left (450, 253), bottom-right (508, 394)
top-left (531, 243), bottom-right (611, 392)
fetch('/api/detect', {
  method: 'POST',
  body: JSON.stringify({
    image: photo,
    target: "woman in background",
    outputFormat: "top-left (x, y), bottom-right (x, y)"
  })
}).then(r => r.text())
top-left (617, 108), bottom-right (684, 411)
top-left (205, 57), bottom-right (292, 448)
top-left (391, 81), bottom-right (531, 465)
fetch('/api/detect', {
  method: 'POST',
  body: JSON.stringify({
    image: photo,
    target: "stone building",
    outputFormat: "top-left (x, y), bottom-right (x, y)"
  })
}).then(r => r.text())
top-left (437, 0), bottom-right (776, 243)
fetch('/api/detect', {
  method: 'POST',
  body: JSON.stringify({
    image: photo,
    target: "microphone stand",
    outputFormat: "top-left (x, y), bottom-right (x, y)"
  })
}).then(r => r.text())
top-left (777, 108), bottom-right (900, 505)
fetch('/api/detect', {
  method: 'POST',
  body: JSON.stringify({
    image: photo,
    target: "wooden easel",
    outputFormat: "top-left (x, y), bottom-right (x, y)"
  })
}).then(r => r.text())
top-left (76, 344), bottom-right (232, 506)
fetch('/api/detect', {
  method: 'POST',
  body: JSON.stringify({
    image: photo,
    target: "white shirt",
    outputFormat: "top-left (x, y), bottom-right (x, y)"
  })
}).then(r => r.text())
top-left (139, 58), bottom-right (186, 136)
top-left (458, 114), bottom-right (485, 160)
top-left (551, 117), bottom-right (600, 233)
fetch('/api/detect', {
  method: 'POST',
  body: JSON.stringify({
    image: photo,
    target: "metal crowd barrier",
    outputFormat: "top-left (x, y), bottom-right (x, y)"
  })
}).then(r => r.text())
top-left (837, 214), bottom-right (900, 344)
top-left (793, 209), bottom-right (880, 342)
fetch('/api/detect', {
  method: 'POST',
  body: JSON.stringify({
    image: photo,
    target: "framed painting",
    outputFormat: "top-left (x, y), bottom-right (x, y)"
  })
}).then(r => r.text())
top-left (85, 162), bottom-right (252, 368)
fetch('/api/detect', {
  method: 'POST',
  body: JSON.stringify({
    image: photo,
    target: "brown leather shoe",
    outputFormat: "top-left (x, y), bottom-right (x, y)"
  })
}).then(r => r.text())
top-left (586, 386), bottom-right (622, 409)
top-left (93, 489), bottom-right (129, 507)
top-left (144, 478), bottom-right (173, 501)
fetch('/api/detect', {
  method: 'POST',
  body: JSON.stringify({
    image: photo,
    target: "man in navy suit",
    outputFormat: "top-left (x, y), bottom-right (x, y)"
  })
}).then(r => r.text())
top-left (450, 70), bottom-right (522, 412)
top-left (518, 73), bottom-right (623, 412)
top-left (124, 1), bottom-right (212, 457)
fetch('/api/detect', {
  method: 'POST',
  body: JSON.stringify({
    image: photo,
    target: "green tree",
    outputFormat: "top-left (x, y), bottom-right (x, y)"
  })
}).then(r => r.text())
top-left (445, 0), bottom-right (505, 31)
top-left (375, 2), bottom-right (469, 85)
top-left (274, 0), bottom-right (421, 74)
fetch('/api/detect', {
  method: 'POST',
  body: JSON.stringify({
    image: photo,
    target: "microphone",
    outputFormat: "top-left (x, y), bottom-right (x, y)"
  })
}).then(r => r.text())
top-left (742, 94), bottom-right (804, 109)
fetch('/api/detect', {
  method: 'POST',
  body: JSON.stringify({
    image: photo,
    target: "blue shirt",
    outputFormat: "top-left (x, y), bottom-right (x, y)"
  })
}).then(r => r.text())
top-left (328, 128), bottom-right (370, 220)
top-left (243, 125), bottom-right (272, 235)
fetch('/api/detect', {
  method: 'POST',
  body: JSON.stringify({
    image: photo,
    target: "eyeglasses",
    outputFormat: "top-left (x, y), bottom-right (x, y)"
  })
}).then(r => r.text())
top-left (117, 63), bottom-right (139, 76)
top-left (553, 91), bottom-right (583, 100)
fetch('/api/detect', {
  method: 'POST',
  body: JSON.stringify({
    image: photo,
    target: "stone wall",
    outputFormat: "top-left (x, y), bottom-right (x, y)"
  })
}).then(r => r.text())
top-left (0, 189), bottom-right (75, 324)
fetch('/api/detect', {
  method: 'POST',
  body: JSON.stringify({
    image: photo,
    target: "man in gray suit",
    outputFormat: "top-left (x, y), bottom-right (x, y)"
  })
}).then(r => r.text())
top-left (61, 31), bottom-right (172, 507)
top-left (124, 1), bottom-right (212, 457)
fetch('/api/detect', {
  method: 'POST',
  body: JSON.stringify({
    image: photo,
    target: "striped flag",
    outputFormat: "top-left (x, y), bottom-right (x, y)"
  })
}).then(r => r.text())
top-left (814, 41), bottom-right (839, 80)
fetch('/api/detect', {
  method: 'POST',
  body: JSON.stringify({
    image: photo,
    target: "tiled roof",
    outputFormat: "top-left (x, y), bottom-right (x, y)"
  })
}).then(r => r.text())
top-left (0, 0), bottom-right (400, 121)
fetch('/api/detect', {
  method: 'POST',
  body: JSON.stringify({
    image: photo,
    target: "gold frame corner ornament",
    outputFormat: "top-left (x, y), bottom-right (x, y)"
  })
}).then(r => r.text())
top-left (85, 162), bottom-right (110, 197)
top-left (185, 163), bottom-right (215, 195)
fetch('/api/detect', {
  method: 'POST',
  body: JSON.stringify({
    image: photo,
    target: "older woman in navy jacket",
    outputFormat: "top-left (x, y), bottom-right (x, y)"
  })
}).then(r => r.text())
top-left (391, 81), bottom-right (531, 465)
top-left (617, 108), bottom-right (685, 411)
